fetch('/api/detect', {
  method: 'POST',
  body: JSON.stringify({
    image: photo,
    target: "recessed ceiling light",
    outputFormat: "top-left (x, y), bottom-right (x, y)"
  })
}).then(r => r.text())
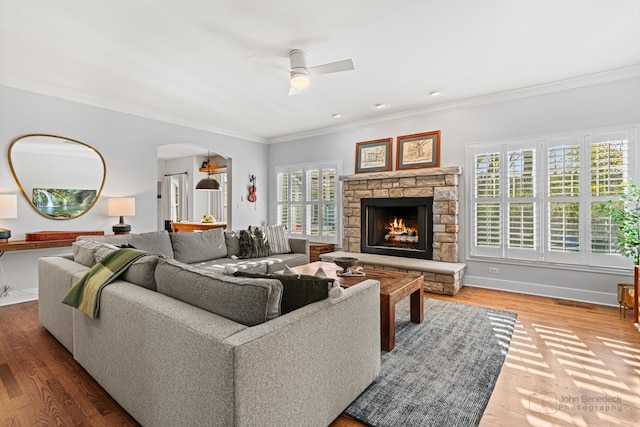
top-left (429, 91), bottom-right (441, 97)
top-left (332, 113), bottom-right (342, 118)
top-left (374, 103), bottom-right (387, 109)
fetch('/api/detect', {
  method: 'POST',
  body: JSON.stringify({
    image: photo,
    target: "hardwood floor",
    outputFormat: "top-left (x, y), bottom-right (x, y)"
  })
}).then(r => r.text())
top-left (1, 288), bottom-right (638, 426)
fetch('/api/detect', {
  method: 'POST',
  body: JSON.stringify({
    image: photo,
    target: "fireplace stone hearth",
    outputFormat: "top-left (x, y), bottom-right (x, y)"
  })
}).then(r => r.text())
top-left (340, 166), bottom-right (463, 295)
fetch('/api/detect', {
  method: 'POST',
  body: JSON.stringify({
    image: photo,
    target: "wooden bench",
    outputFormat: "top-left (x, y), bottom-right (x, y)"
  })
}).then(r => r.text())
top-left (320, 251), bottom-right (466, 296)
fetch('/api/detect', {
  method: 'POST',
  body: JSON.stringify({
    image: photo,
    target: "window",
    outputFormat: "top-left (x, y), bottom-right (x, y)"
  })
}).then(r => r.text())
top-left (467, 125), bottom-right (637, 268)
top-left (276, 161), bottom-right (341, 243)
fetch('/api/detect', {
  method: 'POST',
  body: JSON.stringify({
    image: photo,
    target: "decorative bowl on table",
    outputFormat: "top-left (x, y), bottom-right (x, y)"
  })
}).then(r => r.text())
top-left (333, 257), bottom-right (358, 274)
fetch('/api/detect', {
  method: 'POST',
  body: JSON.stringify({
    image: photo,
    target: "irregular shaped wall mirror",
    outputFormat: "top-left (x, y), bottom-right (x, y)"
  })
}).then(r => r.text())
top-left (8, 134), bottom-right (106, 219)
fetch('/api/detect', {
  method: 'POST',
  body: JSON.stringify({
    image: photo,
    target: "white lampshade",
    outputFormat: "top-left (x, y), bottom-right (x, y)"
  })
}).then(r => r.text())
top-left (107, 197), bottom-right (135, 217)
top-left (0, 194), bottom-right (18, 219)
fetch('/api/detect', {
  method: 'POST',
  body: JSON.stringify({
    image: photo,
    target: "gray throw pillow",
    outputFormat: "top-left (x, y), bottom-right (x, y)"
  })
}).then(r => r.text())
top-left (72, 240), bottom-right (118, 267)
top-left (238, 228), bottom-right (270, 259)
top-left (234, 270), bottom-right (332, 314)
top-left (170, 228), bottom-right (227, 264)
top-left (262, 224), bottom-right (292, 254)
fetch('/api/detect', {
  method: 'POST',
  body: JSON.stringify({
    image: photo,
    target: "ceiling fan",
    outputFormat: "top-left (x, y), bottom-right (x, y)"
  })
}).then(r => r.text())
top-left (287, 49), bottom-right (354, 96)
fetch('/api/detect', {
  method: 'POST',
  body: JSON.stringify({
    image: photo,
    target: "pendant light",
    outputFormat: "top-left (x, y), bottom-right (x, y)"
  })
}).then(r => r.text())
top-left (196, 152), bottom-right (220, 191)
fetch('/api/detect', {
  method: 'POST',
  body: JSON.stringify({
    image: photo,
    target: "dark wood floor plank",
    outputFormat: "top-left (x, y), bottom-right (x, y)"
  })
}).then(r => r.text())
top-left (0, 364), bottom-right (22, 399)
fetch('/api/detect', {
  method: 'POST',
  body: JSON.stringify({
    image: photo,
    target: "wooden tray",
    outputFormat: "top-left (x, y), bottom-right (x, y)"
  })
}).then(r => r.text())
top-left (25, 230), bottom-right (104, 241)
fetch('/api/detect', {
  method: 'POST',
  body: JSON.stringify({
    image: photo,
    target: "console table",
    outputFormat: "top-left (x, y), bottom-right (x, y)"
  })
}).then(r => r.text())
top-left (0, 239), bottom-right (76, 253)
top-left (171, 222), bottom-right (227, 232)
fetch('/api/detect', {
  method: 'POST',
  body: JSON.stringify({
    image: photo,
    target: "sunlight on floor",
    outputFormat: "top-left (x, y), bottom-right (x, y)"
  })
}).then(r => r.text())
top-left (504, 319), bottom-right (640, 426)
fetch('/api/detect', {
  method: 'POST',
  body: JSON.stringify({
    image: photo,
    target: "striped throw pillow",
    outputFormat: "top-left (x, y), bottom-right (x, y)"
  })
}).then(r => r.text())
top-left (263, 224), bottom-right (292, 255)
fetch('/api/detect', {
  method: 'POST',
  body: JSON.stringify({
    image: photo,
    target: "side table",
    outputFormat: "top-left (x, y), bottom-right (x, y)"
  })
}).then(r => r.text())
top-left (309, 242), bottom-right (334, 262)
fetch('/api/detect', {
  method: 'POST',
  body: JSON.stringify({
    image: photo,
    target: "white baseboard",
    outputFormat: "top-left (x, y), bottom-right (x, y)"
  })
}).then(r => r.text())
top-left (464, 275), bottom-right (618, 307)
top-left (0, 287), bottom-right (38, 307)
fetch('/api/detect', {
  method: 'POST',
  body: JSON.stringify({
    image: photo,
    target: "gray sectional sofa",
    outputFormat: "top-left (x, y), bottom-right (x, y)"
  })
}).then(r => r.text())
top-left (38, 229), bottom-right (381, 427)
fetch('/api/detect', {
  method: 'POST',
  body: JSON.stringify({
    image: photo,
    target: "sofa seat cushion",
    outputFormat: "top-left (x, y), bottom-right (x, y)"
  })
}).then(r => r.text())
top-left (155, 259), bottom-right (283, 326)
top-left (190, 258), bottom-right (268, 274)
top-left (189, 252), bottom-right (309, 275)
top-left (258, 253), bottom-right (309, 273)
top-left (170, 228), bottom-right (227, 263)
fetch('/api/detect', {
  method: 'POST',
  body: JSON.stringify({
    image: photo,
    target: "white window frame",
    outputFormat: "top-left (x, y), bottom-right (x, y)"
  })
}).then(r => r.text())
top-left (275, 160), bottom-right (342, 244)
top-left (466, 124), bottom-right (638, 270)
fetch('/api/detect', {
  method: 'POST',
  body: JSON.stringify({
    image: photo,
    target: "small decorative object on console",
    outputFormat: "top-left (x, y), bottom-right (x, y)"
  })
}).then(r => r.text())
top-left (202, 214), bottom-right (215, 223)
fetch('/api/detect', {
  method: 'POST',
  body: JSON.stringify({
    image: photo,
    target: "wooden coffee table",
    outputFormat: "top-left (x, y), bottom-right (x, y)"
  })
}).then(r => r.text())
top-left (288, 261), bottom-right (424, 351)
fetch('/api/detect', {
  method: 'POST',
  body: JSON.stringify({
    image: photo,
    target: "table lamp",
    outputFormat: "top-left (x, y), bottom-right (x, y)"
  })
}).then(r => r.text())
top-left (0, 194), bottom-right (18, 244)
top-left (108, 197), bottom-right (135, 234)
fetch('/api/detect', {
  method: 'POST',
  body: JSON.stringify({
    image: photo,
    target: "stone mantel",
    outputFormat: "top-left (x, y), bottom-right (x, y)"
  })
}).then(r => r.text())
top-left (340, 166), bottom-right (462, 182)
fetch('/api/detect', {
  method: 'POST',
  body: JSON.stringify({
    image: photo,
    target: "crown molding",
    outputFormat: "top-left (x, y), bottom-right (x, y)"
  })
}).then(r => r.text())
top-left (0, 73), bottom-right (268, 144)
top-left (3, 64), bottom-right (639, 146)
top-left (268, 65), bottom-right (640, 144)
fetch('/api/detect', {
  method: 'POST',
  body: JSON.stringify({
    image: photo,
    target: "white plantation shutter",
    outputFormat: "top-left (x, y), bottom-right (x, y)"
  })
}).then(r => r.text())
top-left (472, 151), bottom-right (502, 256)
top-left (589, 132), bottom-right (629, 265)
top-left (467, 124), bottom-right (637, 268)
top-left (475, 203), bottom-right (501, 247)
top-left (275, 162), bottom-right (341, 244)
top-left (276, 171), bottom-right (289, 228)
top-left (546, 139), bottom-right (581, 263)
top-left (507, 148), bottom-right (537, 257)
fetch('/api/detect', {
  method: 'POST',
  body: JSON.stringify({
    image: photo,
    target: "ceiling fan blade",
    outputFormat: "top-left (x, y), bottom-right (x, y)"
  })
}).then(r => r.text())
top-left (308, 59), bottom-right (354, 75)
top-left (288, 85), bottom-right (303, 96)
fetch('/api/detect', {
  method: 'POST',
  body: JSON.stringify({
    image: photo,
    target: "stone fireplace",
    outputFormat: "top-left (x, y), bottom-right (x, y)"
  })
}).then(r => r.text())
top-left (340, 166), bottom-right (463, 294)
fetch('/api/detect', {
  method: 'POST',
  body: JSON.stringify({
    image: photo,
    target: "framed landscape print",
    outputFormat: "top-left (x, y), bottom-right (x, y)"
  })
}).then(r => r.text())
top-left (355, 138), bottom-right (392, 173)
top-left (396, 130), bottom-right (441, 170)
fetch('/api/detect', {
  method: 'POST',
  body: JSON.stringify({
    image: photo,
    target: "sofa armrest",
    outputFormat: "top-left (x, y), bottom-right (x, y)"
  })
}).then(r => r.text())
top-left (225, 279), bottom-right (381, 427)
top-left (288, 237), bottom-right (309, 256)
top-left (38, 257), bottom-right (89, 352)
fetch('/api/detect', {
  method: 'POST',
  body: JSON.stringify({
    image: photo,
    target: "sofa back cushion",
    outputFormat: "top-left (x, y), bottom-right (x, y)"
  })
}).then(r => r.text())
top-left (130, 230), bottom-right (174, 259)
top-left (78, 231), bottom-right (174, 259)
top-left (155, 259), bottom-right (282, 326)
top-left (170, 228), bottom-right (227, 263)
top-left (225, 231), bottom-right (242, 257)
top-left (94, 246), bottom-right (160, 291)
top-left (72, 240), bottom-right (113, 267)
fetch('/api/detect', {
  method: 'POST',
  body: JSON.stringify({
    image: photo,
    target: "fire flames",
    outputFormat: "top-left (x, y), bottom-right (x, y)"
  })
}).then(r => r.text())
top-left (385, 217), bottom-right (418, 243)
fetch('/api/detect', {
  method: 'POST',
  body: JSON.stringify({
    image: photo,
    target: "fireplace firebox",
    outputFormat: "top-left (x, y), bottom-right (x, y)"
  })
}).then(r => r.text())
top-left (361, 197), bottom-right (433, 259)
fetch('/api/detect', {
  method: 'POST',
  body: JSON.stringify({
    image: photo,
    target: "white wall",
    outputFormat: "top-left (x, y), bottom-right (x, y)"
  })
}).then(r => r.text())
top-left (268, 76), bottom-right (640, 306)
top-left (0, 85), bottom-right (269, 293)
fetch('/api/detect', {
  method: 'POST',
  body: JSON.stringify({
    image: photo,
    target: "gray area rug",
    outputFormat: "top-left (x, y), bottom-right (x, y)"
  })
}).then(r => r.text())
top-left (345, 298), bottom-right (517, 427)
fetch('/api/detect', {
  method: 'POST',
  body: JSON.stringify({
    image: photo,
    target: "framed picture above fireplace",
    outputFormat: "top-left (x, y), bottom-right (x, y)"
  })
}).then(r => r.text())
top-left (355, 138), bottom-right (392, 174)
top-left (396, 130), bottom-right (440, 170)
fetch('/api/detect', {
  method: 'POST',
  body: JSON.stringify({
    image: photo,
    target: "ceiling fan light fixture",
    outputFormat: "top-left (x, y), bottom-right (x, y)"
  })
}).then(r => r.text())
top-left (290, 71), bottom-right (310, 89)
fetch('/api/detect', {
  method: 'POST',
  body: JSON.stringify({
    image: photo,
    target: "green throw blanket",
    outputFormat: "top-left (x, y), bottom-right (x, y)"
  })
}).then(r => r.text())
top-left (63, 248), bottom-right (147, 319)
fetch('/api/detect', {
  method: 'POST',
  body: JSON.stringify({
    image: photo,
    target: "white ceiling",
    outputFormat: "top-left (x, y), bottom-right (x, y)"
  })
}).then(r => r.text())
top-left (1, 0), bottom-right (639, 144)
